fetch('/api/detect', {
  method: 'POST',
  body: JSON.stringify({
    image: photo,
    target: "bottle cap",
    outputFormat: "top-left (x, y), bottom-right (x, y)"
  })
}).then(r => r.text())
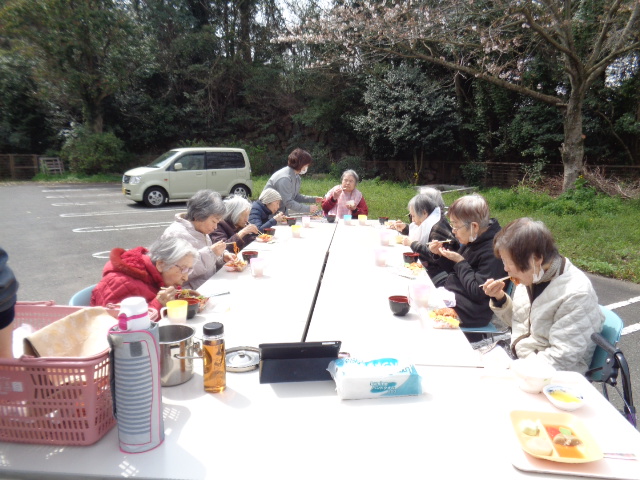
top-left (203, 322), bottom-right (224, 336)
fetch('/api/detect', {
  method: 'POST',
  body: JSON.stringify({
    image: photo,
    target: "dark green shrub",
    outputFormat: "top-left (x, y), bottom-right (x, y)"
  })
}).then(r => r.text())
top-left (61, 130), bottom-right (129, 175)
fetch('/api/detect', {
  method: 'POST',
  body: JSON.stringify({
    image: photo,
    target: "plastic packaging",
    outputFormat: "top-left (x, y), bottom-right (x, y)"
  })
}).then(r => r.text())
top-left (327, 357), bottom-right (423, 400)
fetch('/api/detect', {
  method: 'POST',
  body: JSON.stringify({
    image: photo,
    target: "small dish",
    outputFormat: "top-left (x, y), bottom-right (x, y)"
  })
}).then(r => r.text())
top-left (511, 358), bottom-right (556, 393)
top-left (242, 250), bottom-right (259, 262)
top-left (388, 295), bottom-right (410, 316)
top-left (285, 216), bottom-right (297, 226)
top-left (543, 384), bottom-right (585, 412)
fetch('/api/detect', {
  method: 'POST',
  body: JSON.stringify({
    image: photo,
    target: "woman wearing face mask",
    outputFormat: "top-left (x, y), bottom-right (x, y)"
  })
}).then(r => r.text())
top-left (483, 218), bottom-right (604, 373)
top-left (263, 148), bottom-right (323, 215)
top-left (428, 194), bottom-right (506, 332)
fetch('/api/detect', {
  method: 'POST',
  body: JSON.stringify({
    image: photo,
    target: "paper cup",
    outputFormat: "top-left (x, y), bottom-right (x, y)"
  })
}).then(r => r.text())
top-left (250, 257), bottom-right (265, 277)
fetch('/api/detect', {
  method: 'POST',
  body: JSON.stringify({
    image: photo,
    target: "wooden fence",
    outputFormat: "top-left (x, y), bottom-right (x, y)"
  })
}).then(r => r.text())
top-left (1, 153), bottom-right (639, 189)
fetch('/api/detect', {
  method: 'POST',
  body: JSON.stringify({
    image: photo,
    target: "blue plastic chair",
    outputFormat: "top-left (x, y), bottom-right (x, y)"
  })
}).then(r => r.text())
top-left (586, 306), bottom-right (623, 382)
top-left (68, 284), bottom-right (97, 306)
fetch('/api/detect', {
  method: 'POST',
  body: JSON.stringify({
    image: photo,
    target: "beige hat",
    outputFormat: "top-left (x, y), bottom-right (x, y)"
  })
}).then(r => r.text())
top-left (259, 188), bottom-right (282, 205)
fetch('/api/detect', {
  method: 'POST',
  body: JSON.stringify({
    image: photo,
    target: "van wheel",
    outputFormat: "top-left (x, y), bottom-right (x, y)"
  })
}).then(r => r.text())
top-left (230, 184), bottom-right (251, 198)
top-left (143, 187), bottom-right (168, 207)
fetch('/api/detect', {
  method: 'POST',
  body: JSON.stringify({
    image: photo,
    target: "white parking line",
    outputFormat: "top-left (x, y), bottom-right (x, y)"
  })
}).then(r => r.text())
top-left (74, 222), bottom-right (172, 233)
top-left (93, 251), bottom-right (112, 259)
top-left (52, 201), bottom-right (125, 206)
top-left (604, 296), bottom-right (640, 310)
top-left (42, 188), bottom-right (115, 192)
top-left (604, 296), bottom-right (640, 336)
top-left (47, 193), bottom-right (123, 198)
top-left (62, 208), bottom-right (184, 218)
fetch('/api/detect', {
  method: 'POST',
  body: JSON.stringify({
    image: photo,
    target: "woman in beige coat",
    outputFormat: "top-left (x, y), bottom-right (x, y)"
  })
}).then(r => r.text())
top-left (483, 218), bottom-right (604, 373)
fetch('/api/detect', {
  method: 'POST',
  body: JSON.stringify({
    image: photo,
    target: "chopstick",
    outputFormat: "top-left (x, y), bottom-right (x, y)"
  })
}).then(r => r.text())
top-left (211, 291), bottom-right (230, 297)
top-left (427, 239), bottom-right (452, 246)
top-left (479, 276), bottom-right (511, 288)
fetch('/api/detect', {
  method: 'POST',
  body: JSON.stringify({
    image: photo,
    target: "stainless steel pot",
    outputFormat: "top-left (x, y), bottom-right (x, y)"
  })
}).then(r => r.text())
top-left (159, 324), bottom-right (201, 387)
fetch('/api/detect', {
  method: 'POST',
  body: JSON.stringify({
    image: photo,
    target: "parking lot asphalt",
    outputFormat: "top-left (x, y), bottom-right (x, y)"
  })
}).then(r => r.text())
top-left (1, 182), bottom-right (638, 425)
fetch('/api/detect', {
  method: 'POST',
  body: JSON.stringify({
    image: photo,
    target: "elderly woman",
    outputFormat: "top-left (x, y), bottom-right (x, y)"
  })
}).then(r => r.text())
top-left (429, 194), bottom-right (507, 330)
top-left (249, 188), bottom-right (285, 231)
top-left (210, 195), bottom-right (260, 252)
top-left (91, 236), bottom-right (198, 314)
top-left (263, 148), bottom-right (323, 215)
top-left (0, 247), bottom-right (18, 359)
top-left (395, 192), bottom-right (459, 286)
top-left (483, 218), bottom-right (604, 373)
top-left (321, 169), bottom-right (369, 219)
top-left (162, 190), bottom-right (235, 290)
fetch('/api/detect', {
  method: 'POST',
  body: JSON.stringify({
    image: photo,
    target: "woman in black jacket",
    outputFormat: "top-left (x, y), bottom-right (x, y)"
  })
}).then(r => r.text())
top-left (0, 247), bottom-right (18, 358)
top-left (429, 194), bottom-right (506, 330)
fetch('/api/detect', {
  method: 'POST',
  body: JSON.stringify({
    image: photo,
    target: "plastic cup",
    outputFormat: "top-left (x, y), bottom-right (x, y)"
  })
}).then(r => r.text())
top-left (374, 248), bottom-right (387, 267)
top-left (250, 257), bottom-right (265, 277)
top-left (343, 214), bottom-right (352, 225)
top-left (358, 215), bottom-right (368, 225)
top-left (160, 299), bottom-right (188, 324)
top-left (291, 224), bottom-right (302, 238)
top-left (379, 230), bottom-right (393, 246)
top-left (302, 215), bottom-right (311, 227)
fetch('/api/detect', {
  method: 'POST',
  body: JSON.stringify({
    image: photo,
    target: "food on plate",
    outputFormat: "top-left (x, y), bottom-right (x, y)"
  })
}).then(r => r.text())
top-left (256, 234), bottom-right (273, 242)
top-left (545, 425), bottom-right (585, 459)
top-left (404, 262), bottom-right (424, 275)
top-left (548, 390), bottom-right (581, 403)
top-left (224, 258), bottom-right (248, 272)
top-left (175, 289), bottom-right (209, 311)
top-left (525, 437), bottom-right (554, 457)
top-left (552, 433), bottom-right (582, 447)
top-left (519, 420), bottom-right (539, 436)
top-left (429, 307), bottom-right (460, 329)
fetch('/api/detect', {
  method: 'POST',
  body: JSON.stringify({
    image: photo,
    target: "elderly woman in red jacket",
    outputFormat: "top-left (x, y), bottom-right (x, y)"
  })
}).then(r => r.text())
top-left (91, 236), bottom-right (198, 314)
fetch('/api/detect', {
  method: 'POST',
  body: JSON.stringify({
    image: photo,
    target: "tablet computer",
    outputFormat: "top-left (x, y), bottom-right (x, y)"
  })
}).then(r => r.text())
top-left (258, 341), bottom-right (341, 383)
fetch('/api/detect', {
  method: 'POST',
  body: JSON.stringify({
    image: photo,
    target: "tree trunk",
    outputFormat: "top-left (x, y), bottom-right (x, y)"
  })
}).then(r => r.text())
top-left (84, 98), bottom-right (104, 134)
top-left (560, 92), bottom-right (585, 191)
top-left (238, 0), bottom-right (252, 63)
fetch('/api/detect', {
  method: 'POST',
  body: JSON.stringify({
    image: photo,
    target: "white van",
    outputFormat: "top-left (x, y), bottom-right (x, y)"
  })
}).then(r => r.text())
top-left (122, 147), bottom-right (253, 207)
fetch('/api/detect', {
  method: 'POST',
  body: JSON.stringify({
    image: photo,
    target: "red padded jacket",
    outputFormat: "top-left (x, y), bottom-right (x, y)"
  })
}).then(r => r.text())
top-left (91, 246), bottom-right (164, 314)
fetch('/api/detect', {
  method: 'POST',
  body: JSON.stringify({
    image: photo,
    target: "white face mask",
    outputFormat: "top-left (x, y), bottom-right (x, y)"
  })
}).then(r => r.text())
top-left (532, 264), bottom-right (545, 283)
top-left (300, 166), bottom-right (308, 175)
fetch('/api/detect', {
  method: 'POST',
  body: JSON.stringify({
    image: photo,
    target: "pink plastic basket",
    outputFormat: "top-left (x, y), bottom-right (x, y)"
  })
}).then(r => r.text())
top-left (0, 302), bottom-right (117, 446)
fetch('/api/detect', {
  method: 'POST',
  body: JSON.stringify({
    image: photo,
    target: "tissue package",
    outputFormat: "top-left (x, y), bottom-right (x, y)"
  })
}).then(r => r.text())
top-left (327, 358), bottom-right (423, 400)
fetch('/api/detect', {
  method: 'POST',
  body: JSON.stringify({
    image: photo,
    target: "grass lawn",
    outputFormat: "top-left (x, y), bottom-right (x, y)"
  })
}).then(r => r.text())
top-left (253, 174), bottom-right (640, 284)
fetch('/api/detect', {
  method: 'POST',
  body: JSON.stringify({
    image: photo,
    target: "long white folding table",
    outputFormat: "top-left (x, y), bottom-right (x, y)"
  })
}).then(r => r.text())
top-left (1, 218), bottom-right (638, 480)
top-left (306, 220), bottom-right (482, 367)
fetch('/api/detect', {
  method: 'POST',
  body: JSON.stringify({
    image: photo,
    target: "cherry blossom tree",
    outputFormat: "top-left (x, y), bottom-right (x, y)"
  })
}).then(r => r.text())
top-left (287, 0), bottom-right (640, 190)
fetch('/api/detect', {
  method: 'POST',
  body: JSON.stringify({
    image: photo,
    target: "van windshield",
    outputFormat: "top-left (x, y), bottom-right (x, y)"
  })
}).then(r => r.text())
top-left (147, 150), bottom-right (182, 168)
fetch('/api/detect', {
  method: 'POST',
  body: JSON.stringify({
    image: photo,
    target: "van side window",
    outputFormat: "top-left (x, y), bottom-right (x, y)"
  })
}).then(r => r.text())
top-left (206, 152), bottom-right (245, 169)
top-left (174, 153), bottom-right (204, 171)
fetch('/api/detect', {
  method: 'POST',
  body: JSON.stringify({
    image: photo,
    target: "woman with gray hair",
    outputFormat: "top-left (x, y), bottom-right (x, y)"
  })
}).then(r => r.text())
top-left (428, 194), bottom-right (507, 333)
top-left (91, 236), bottom-right (198, 314)
top-left (162, 190), bottom-right (236, 289)
top-left (393, 193), bottom-right (459, 287)
top-left (210, 195), bottom-right (260, 252)
top-left (321, 169), bottom-right (368, 219)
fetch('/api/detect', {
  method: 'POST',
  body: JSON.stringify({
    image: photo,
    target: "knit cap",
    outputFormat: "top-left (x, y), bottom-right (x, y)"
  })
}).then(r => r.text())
top-left (259, 188), bottom-right (282, 205)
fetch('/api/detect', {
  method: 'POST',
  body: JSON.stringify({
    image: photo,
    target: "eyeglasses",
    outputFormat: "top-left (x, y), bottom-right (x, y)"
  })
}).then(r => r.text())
top-left (451, 222), bottom-right (468, 232)
top-left (170, 264), bottom-right (194, 275)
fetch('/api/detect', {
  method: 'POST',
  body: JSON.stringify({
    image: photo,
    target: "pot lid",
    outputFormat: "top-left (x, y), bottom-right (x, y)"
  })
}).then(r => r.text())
top-left (226, 346), bottom-right (260, 373)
